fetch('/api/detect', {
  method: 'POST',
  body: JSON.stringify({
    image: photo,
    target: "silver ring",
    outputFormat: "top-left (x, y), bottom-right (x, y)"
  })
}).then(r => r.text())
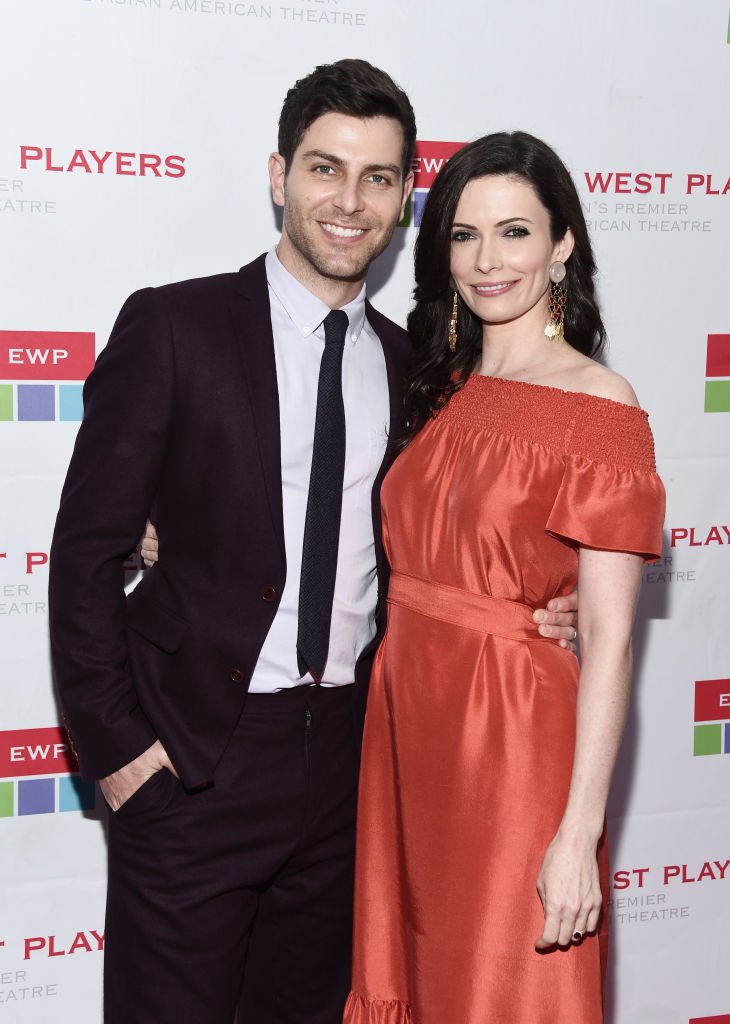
top-left (572, 930), bottom-right (583, 942)
top-left (571, 627), bottom-right (578, 642)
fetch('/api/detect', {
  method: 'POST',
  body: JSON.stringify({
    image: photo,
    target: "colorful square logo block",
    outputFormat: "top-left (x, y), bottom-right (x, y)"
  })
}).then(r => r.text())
top-left (18, 777), bottom-right (55, 815)
top-left (412, 191), bottom-right (429, 227)
top-left (59, 775), bottom-right (95, 812)
top-left (0, 383), bottom-right (12, 421)
top-left (0, 781), bottom-right (14, 817)
top-left (59, 383), bottom-right (84, 421)
top-left (693, 680), bottom-right (730, 756)
top-left (694, 724), bottom-right (722, 756)
top-left (694, 679), bottom-right (730, 722)
top-left (17, 384), bottom-right (55, 421)
top-left (705, 334), bottom-right (730, 412)
top-left (706, 335), bottom-right (730, 376)
top-left (705, 380), bottom-right (730, 413)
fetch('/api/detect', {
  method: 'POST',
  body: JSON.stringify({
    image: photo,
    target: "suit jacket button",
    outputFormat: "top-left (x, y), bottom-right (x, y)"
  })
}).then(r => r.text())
top-left (230, 668), bottom-right (245, 684)
top-left (260, 585), bottom-right (277, 603)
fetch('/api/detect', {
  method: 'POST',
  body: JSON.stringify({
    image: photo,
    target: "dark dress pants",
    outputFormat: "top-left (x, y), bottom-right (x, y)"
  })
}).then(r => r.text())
top-left (104, 683), bottom-right (359, 1024)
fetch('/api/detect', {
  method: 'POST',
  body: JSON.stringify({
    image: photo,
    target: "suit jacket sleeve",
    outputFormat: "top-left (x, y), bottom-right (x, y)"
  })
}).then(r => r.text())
top-left (49, 287), bottom-right (175, 780)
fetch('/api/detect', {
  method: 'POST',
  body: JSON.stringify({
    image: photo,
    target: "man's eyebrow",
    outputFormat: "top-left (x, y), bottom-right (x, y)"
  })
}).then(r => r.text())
top-left (363, 163), bottom-right (401, 177)
top-left (299, 150), bottom-right (401, 178)
top-left (300, 150), bottom-right (345, 166)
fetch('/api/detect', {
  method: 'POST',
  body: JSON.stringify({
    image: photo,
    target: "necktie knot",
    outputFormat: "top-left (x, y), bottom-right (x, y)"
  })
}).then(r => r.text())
top-left (323, 309), bottom-right (349, 347)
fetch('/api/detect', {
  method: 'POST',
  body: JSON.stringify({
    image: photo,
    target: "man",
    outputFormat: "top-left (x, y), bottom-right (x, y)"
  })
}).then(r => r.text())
top-left (49, 60), bottom-right (577, 1024)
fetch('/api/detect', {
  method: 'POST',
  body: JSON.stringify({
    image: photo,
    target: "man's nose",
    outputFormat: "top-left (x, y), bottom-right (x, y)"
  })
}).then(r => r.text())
top-left (333, 178), bottom-right (365, 217)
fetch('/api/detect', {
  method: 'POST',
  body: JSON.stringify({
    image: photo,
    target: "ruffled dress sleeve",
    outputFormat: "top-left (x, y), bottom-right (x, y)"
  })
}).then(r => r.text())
top-left (545, 395), bottom-right (665, 561)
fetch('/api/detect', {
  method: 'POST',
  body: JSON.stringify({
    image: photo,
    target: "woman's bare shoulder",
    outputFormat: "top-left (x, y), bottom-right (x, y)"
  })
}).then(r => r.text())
top-left (553, 349), bottom-right (640, 407)
top-left (577, 362), bottom-right (640, 407)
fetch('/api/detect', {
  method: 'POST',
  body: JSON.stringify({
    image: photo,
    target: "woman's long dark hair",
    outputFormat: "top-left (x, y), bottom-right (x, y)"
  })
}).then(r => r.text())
top-left (404, 131), bottom-right (606, 438)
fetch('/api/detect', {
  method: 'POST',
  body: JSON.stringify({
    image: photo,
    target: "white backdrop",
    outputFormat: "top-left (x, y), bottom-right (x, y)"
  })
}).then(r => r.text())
top-left (1, 1), bottom-right (729, 1021)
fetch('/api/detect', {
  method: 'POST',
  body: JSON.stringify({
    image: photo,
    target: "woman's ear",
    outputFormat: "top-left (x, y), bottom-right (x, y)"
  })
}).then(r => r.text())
top-left (555, 226), bottom-right (575, 265)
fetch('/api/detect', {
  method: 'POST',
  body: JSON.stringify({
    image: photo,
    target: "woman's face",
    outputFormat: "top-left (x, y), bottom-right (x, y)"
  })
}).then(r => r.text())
top-left (449, 174), bottom-right (573, 330)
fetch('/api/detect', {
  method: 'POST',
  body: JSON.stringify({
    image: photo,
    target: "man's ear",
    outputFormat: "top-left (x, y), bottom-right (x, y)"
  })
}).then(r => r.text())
top-left (268, 152), bottom-right (287, 208)
top-left (400, 171), bottom-right (415, 220)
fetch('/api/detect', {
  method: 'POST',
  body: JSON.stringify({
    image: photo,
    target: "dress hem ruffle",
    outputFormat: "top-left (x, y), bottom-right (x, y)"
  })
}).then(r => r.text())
top-left (343, 991), bottom-right (413, 1023)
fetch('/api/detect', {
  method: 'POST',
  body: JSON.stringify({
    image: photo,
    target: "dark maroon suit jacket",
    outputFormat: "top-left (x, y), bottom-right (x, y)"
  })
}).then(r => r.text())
top-left (49, 254), bottom-right (411, 789)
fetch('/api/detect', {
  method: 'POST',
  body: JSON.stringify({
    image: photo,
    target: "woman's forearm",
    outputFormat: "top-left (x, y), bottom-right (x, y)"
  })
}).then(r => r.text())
top-left (556, 547), bottom-right (644, 843)
top-left (557, 635), bottom-right (633, 843)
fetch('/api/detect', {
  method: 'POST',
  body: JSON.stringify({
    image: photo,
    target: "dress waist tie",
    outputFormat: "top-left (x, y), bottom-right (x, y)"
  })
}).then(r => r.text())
top-left (387, 570), bottom-right (557, 644)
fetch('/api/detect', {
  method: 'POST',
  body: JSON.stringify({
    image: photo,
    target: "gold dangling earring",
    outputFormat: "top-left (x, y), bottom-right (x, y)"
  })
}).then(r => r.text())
top-left (448, 290), bottom-right (459, 352)
top-left (544, 261), bottom-right (567, 341)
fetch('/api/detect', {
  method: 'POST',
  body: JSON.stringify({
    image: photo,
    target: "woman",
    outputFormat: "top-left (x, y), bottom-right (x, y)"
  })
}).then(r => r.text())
top-left (343, 132), bottom-right (665, 1023)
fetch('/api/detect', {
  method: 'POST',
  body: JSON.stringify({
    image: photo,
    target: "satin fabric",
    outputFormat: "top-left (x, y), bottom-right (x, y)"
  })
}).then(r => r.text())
top-left (344, 375), bottom-right (665, 1024)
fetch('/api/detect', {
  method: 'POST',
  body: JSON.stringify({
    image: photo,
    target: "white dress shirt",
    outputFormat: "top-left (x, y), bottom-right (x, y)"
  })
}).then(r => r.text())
top-left (247, 248), bottom-right (390, 691)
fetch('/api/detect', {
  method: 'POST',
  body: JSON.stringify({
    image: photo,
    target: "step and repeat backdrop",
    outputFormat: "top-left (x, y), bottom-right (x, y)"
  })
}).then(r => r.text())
top-left (1, 0), bottom-right (728, 1020)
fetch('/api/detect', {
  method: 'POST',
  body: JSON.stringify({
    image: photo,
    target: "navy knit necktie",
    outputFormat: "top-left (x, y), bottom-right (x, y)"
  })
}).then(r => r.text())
top-left (296, 309), bottom-right (348, 681)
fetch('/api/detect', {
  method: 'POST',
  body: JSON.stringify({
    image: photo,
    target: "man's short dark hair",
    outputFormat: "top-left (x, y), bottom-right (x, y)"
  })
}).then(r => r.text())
top-left (278, 59), bottom-right (417, 181)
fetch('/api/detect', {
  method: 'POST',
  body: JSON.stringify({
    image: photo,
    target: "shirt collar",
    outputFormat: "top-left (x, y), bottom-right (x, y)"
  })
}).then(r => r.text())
top-left (266, 247), bottom-right (368, 343)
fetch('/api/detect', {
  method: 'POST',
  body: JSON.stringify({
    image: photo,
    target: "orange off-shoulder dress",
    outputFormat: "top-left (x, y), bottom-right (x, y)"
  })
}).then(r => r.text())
top-left (343, 375), bottom-right (665, 1024)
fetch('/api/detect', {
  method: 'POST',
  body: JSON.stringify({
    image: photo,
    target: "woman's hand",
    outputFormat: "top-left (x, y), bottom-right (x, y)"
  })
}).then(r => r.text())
top-left (535, 830), bottom-right (602, 950)
top-left (534, 549), bottom-right (642, 950)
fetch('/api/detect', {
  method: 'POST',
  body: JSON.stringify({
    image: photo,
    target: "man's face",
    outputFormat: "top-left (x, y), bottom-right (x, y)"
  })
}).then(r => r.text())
top-left (269, 113), bottom-right (413, 292)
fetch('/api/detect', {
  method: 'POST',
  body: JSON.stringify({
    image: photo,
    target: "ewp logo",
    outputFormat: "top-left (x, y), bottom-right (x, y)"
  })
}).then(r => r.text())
top-left (0, 727), bottom-right (95, 816)
top-left (704, 334), bottom-right (730, 412)
top-left (693, 680), bottom-right (730, 756)
top-left (0, 330), bottom-right (95, 422)
top-left (399, 141), bottom-right (465, 228)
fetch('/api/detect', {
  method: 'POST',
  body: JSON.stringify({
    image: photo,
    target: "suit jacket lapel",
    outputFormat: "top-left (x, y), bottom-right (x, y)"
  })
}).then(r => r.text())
top-left (230, 254), bottom-right (285, 560)
top-left (365, 300), bottom-right (409, 451)
top-left (225, 270), bottom-right (408, 575)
